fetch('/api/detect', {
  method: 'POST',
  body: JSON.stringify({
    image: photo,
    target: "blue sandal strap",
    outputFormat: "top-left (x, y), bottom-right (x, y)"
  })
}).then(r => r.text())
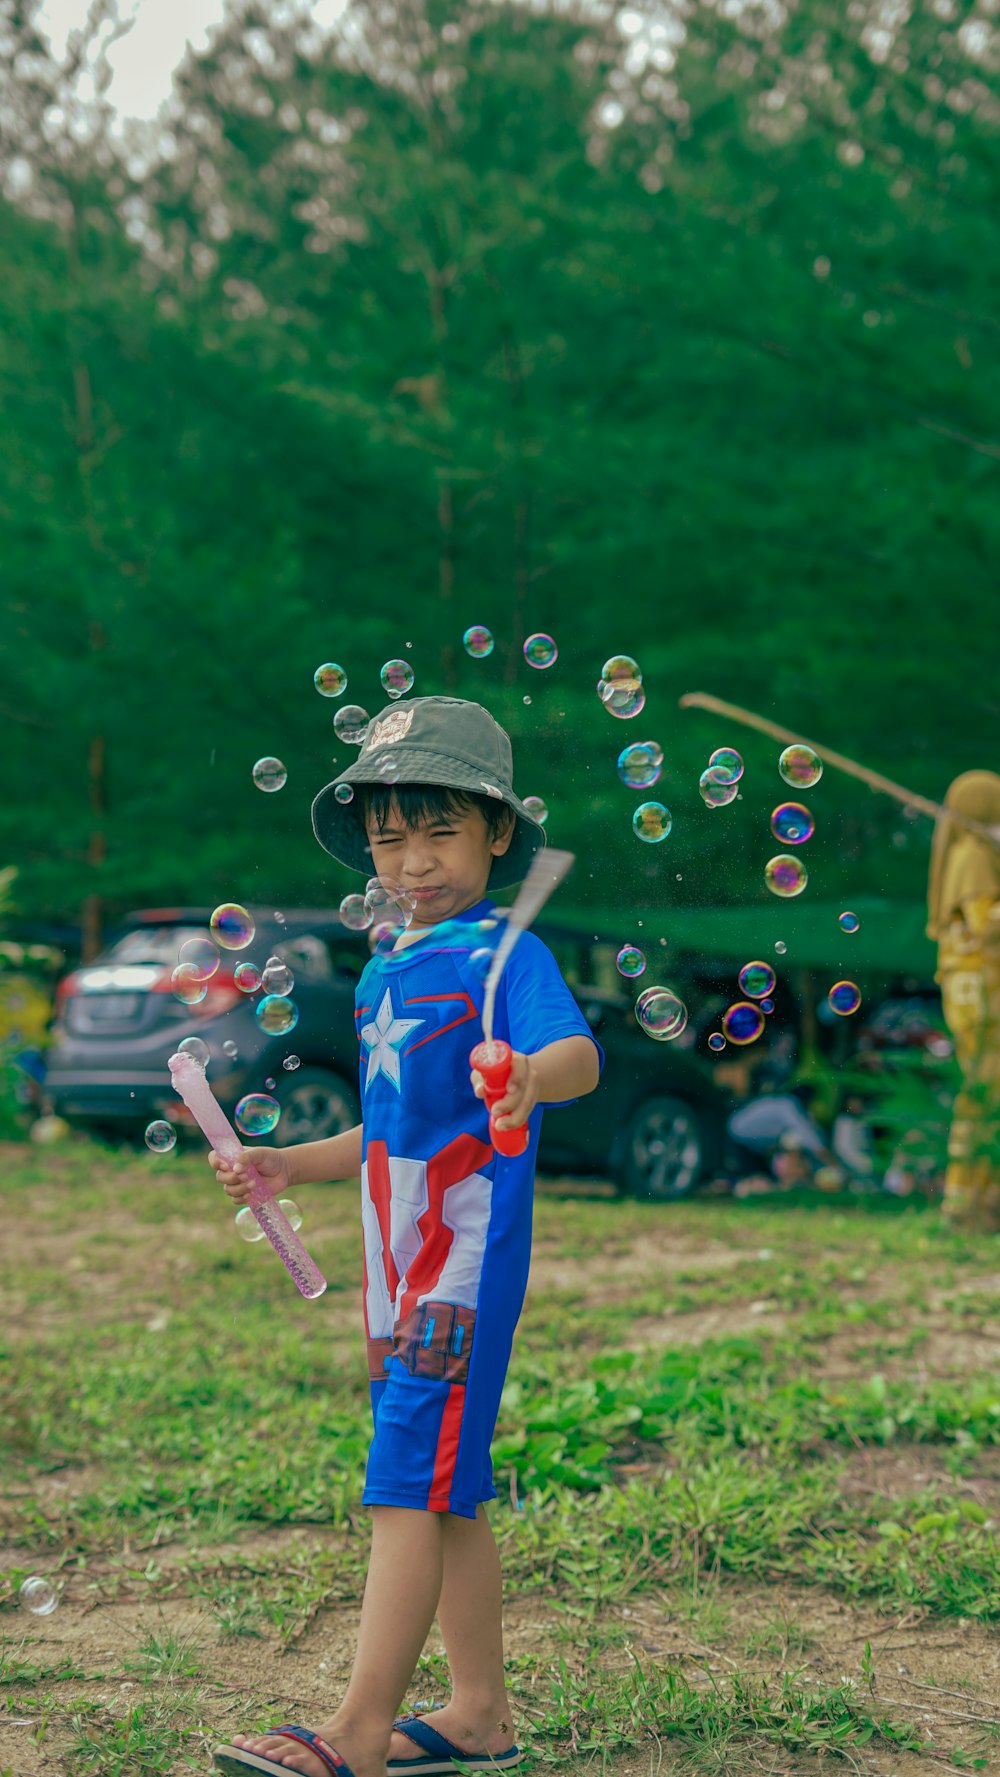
top-left (391, 1720), bottom-right (477, 1762)
top-left (270, 1726), bottom-right (351, 1776)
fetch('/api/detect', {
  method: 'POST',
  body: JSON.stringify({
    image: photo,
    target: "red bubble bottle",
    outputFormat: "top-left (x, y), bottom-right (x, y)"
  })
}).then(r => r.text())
top-left (469, 1039), bottom-right (530, 1157)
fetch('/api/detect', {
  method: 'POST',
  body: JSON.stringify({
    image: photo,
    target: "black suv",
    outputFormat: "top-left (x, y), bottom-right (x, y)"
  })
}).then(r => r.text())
top-left (45, 907), bottom-right (728, 1200)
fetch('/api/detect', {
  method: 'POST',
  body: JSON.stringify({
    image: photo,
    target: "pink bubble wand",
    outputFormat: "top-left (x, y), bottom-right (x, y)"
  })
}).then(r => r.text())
top-left (168, 1050), bottom-right (327, 1300)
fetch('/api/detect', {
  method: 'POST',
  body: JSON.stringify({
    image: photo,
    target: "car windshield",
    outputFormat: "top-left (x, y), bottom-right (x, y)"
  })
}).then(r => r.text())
top-left (100, 926), bottom-right (208, 967)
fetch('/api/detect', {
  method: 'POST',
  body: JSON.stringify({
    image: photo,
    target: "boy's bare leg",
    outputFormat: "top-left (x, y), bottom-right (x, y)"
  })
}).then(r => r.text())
top-left (228, 1507), bottom-right (445, 1777)
top-left (389, 1504), bottom-right (515, 1760)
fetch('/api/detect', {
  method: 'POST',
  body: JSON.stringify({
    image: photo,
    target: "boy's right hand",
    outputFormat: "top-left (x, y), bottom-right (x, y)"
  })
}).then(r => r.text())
top-left (208, 1145), bottom-right (294, 1206)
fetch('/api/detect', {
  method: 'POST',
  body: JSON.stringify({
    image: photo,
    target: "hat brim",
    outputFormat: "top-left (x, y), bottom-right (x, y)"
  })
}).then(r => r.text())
top-left (311, 750), bottom-right (546, 892)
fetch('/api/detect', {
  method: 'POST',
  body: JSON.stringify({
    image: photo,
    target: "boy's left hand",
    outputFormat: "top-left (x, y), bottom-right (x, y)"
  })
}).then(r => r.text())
top-left (471, 1050), bottom-right (538, 1131)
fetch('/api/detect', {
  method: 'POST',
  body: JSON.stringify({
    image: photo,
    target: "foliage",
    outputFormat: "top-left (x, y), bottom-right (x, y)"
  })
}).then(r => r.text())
top-left (0, 0), bottom-right (997, 941)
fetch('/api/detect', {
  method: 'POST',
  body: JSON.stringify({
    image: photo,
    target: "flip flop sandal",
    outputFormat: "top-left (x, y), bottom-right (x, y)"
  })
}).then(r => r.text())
top-left (214, 1724), bottom-right (353, 1776)
top-left (389, 1715), bottom-right (521, 1774)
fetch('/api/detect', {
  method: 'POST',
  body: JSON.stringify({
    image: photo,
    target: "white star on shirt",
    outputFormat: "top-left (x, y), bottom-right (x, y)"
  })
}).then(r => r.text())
top-left (360, 988), bottom-right (424, 1091)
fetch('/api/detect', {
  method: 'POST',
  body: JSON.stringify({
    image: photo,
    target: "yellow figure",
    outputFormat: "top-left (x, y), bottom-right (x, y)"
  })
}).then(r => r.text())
top-left (927, 771), bottom-right (1000, 1231)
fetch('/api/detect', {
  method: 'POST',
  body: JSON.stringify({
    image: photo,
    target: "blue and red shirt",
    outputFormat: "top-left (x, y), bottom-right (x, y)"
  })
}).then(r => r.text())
top-left (354, 896), bottom-right (601, 1516)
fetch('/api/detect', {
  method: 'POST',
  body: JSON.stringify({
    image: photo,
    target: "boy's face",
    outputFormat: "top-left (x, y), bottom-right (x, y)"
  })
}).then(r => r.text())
top-left (365, 797), bottom-right (513, 928)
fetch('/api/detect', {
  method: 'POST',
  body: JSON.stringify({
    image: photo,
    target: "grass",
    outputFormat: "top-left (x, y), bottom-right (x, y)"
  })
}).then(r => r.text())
top-left (2, 1140), bottom-right (1000, 1772)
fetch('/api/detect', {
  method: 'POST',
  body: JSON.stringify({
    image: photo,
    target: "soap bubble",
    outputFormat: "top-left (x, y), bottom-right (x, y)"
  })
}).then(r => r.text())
top-left (839, 911), bottom-right (860, 934)
top-left (771, 802), bottom-right (814, 844)
top-left (828, 980), bottom-right (862, 1016)
top-left (314, 662), bottom-right (347, 697)
top-left (463, 625), bottom-right (494, 658)
top-left (633, 801), bottom-right (672, 843)
top-left (282, 1055), bottom-right (301, 1071)
top-left (700, 767), bottom-right (739, 808)
top-left (264, 1076), bottom-right (276, 1090)
top-left (223, 1039), bottom-right (240, 1058)
top-left (646, 741), bottom-right (664, 767)
top-left (235, 1206), bottom-right (265, 1243)
top-left (775, 940), bottom-right (788, 955)
top-left (235, 1092), bottom-right (281, 1136)
top-left (738, 961), bottom-right (776, 999)
top-left (19, 1577), bottom-right (57, 1617)
top-left (468, 947), bottom-right (494, 982)
top-left (616, 945), bottom-right (646, 978)
top-left (635, 986), bottom-right (688, 1041)
top-left (177, 1036), bottom-right (211, 1068)
top-left (778, 744), bottom-right (823, 788)
top-left (708, 747), bottom-right (744, 784)
top-left (602, 654), bottom-right (642, 686)
top-left (765, 855), bottom-right (809, 898)
top-left (277, 1198), bottom-right (303, 1231)
top-left (171, 965), bottom-right (207, 1005)
top-left (334, 783), bottom-right (355, 805)
top-left (178, 936), bottom-right (220, 981)
top-left (708, 1032), bottom-right (726, 1052)
top-left (760, 998), bottom-right (775, 1014)
top-left (380, 659), bottom-right (414, 699)
top-left (617, 743), bottom-right (661, 789)
top-left (722, 1001), bottom-right (765, 1046)
top-left (274, 912), bottom-right (285, 925)
top-left (378, 754), bottom-right (401, 783)
top-left (524, 633), bottom-right (558, 669)
top-left (340, 893), bottom-right (373, 931)
top-left (210, 904), bottom-right (256, 951)
top-left (145, 1120), bottom-right (176, 1153)
top-left (523, 795), bottom-right (548, 826)
top-left (600, 679), bottom-right (645, 719)
top-left (255, 995), bottom-right (299, 1036)
top-left (334, 704), bottom-right (370, 745)
top-left (252, 756), bottom-right (287, 793)
top-left (234, 962), bottom-right (261, 994)
top-left (260, 957), bottom-right (294, 997)
top-left (523, 695), bottom-right (532, 705)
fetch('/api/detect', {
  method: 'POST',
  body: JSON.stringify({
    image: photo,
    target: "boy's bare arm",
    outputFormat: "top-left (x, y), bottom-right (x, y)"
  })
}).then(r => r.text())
top-left (285, 1125), bottom-right (364, 1187)
top-left (472, 1034), bottom-right (600, 1131)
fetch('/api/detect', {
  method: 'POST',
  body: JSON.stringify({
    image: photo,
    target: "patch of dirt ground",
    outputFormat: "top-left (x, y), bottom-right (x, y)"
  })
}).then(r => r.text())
top-left (3, 1539), bottom-right (999, 1775)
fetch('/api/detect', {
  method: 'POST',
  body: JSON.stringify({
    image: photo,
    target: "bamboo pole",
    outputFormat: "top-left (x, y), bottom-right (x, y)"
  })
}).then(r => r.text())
top-left (679, 691), bottom-right (999, 847)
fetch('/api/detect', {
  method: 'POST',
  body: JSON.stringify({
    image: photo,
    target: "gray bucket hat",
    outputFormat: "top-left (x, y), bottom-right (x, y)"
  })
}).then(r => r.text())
top-left (311, 696), bottom-right (546, 891)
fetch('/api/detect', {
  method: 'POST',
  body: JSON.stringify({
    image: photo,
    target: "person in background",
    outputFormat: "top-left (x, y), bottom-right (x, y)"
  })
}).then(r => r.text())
top-left (927, 770), bottom-right (1000, 1232)
top-left (724, 1078), bottom-right (841, 1199)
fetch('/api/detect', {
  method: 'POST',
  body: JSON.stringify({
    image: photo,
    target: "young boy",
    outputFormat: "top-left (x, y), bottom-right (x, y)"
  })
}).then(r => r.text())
top-left (211, 696), bottom-right (602, 1777)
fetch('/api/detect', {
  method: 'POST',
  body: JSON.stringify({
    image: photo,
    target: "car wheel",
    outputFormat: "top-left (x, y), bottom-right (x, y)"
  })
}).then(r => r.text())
top-left (271, 1067), bottom-right (360, 1146)
top-left (617, 1095), bottom-right (704, 1202)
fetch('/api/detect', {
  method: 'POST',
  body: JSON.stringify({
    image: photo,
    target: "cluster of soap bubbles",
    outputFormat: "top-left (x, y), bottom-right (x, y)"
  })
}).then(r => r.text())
top-left (699, 746), bottom-right (742, 808)
top-left (598, 654), bottom-right (644, 720)
top-left (618, 741), bottom-right (662, 789)
top-left (635, 985), bottom-right (687, 1041)
top-left (708, 959), bottom-right (778, 1052)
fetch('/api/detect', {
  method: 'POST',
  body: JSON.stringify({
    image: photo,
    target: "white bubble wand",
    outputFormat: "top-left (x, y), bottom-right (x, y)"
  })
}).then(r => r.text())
top-left (168, 1050), bottom-right (327, 1300)
top-left (469, 848), bottom-right (576, 1156)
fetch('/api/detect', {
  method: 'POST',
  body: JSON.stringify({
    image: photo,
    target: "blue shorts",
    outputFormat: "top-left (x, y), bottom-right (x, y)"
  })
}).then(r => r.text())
top-left (363, 1366), bottom-right (497, 1520)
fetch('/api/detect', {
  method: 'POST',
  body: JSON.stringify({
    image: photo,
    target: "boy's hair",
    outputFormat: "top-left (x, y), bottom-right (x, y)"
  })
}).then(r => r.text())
top-left (355, 781), bottom-right (514, 842)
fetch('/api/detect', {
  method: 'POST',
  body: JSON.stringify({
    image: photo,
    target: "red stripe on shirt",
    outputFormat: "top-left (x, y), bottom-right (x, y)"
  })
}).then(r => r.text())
top-left (428, 1382), bottom-right (466, 1510)
top-left (396, 1132), bottom-right (493, 1324)
top-left (366, 1139), bottom-right (399, 1309)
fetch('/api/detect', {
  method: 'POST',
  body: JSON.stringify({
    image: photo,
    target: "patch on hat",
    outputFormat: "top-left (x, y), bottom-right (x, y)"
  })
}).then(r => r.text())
top-left (366, 708), bottom-right (414, 750)
top-left (481, 781), bottom-right (503, 798)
